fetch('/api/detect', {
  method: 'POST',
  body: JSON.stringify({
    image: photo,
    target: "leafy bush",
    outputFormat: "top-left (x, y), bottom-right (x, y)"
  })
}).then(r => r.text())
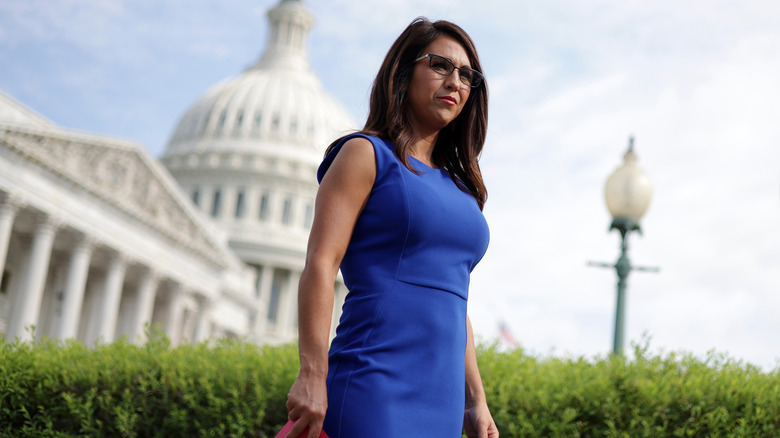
top-left (479, 341), bottom-right (780, 437)
top-left (1, 333), bottom-right (778, 437)
top-left (0, 333), bottom-right (298, 437)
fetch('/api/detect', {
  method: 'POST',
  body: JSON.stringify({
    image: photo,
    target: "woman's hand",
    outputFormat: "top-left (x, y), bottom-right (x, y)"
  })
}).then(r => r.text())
top-left (463, 400), bottom-right (499, 438)
top-left (285, 373), bottom-right (328, 438)
top-left (285, 137), bottom-right (375, 438)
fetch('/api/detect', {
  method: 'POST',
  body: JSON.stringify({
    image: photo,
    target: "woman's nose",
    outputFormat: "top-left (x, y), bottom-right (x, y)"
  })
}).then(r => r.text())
top-left (443, 71), bottom-right (462, 91)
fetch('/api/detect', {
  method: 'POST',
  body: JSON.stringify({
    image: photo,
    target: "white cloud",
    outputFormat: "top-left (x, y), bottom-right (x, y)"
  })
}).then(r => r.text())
top-left (459, 0), bottom-right (780, 369)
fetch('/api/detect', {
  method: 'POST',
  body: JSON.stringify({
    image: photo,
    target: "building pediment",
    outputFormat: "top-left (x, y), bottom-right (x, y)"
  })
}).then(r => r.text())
top-left (0, 123), bottom-right (230, 268)
top-left (0, 90), bottom-right (53, 129)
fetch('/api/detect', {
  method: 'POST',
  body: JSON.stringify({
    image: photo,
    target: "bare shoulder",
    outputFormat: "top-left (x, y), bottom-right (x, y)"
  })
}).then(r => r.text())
top-left (324, 136), bottom-right (376, 183)
top-left (334, 136), bottom-right (375, 166)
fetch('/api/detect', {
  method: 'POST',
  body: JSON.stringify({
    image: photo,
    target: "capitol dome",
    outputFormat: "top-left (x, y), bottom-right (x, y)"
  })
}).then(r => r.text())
top-left (164, 0), bottom-right (355, 164)
top-left (161, 0), bottom-right (353, 345)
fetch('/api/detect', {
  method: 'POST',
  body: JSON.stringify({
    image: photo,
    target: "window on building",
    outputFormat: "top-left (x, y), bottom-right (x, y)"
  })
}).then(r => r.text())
top-left (217, 110), bottom-right (227, 128)
top-left (211, 188), bottom-right (222, 218)
top-left (258, 193), bottom-right (269, 220)
top-left (281, 197), bottom-right (293, 225)
top-left (235, 190), bottom-right (245, 218)
top-left (192, 187), bottom-right (201, 206)
top-left (236, 111), bottom-right (244, 127)
top-left (254, 113), bottom-right (262, 128)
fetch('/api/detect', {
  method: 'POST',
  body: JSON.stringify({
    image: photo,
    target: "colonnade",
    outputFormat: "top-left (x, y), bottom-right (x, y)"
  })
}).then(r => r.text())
top-left (0, 192), bottom-right (213, 345)
top-left (249, 263), bottom-right (346, 345)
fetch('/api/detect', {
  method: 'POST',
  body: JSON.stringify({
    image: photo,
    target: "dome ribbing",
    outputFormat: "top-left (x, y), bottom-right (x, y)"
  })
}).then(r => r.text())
top-left (164, 0), bottom-right (354, 160)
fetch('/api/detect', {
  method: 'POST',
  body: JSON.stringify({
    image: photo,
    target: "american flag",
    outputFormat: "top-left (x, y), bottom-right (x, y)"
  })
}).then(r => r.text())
top-left (497, 320), bottom-right (518, 349)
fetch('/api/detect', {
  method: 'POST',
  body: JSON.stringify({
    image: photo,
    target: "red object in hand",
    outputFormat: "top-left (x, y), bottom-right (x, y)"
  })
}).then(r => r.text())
top-left (274, 420), bottom-right (329, 438)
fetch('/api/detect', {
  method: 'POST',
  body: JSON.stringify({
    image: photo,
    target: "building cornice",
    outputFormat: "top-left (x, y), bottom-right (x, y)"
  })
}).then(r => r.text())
top-left (0, 123), bottom-right (231, 269)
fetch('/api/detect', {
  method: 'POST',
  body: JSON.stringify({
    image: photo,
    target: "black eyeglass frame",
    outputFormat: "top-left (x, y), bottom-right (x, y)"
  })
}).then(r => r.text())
top-left (414, 53), bottom-right (484, 88)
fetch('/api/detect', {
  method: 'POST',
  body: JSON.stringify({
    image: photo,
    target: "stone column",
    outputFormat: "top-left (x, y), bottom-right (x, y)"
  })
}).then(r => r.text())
top-left (244, 186), bottom-right (258, 222)
top-left (222, 186), bottom-right (237, 221)
top-left (128, 269), bottom-right (159, 344)
top-left (192, 296), bottom-right (213, 344)
top-left (254, 265), bottom-right (274, 336)
top-left (330, 282), bottom-right (344, 338)
top-left (0, 194), bottom-right (21, 284)
top-left (6, 214), bottom-right (58, 342)
top-left (55, 234), bottom-right (94, 340)
top-left (277, 270), bottom-right (300, 339)
top-left (292, 197), bottom-right (305, 229)
top-left (163, 284), bottom-right (185, 346)
top-left (93, 252), bottom-right (127, 344)
top-left (268, 190), bottom-right (281, 226)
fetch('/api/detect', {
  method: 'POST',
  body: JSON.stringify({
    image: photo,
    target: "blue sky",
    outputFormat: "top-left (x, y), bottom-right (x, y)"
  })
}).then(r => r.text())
top-left (2, 0), bottom-right (780, 369)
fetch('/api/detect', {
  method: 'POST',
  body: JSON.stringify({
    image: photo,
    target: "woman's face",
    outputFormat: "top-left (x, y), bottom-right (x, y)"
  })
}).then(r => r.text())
top-left (406, 35), bottom-right (472, 135)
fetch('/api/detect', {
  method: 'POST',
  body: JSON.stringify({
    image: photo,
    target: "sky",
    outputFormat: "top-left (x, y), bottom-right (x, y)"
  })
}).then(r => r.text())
top-left (1, 0), bottom-right (779, 370)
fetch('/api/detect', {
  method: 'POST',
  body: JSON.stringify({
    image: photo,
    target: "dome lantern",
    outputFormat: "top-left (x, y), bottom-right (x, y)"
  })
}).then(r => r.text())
top-left (162, 0), bottom-right (354, 160)
top-left (254, 0), bottom-right (314, 71)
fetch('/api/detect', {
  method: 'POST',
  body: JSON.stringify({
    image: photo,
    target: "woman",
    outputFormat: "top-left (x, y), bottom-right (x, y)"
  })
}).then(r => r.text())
top-left (285, 17), bottom-right (498, 438)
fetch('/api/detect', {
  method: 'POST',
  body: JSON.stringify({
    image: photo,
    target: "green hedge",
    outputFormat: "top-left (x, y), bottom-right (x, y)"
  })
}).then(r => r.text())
top-left (0, 334), bottom-right (296, 437)
top-left (479, 343), bottom-right (779, 437)
top-left (1, 334), bottom-right (778, 437)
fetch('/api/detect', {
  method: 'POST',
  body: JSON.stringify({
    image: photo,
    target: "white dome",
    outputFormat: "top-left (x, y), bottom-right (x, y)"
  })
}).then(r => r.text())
top-left (157, 0), bottom-right (351, 346)
top-left (164, 0), bottom-right (355, 161)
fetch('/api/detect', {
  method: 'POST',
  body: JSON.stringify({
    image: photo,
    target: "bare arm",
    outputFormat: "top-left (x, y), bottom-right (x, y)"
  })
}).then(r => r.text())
top-left (464, 316), bottom-right (499, 438)
top-left (285, 137), bottom-right (376, 438)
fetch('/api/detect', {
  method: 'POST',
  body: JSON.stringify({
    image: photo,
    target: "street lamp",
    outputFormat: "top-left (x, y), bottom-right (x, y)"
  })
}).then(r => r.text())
top-left (589, 136), bottom-right (658, 355)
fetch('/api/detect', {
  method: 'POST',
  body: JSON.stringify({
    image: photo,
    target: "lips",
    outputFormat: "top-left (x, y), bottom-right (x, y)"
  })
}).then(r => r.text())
top-left (438, 96), bottom-right (457, 106)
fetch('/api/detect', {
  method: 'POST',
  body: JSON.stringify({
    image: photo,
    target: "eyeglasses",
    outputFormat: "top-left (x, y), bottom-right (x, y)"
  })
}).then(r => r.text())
top-left (414, 53), bottom-right (484, 88)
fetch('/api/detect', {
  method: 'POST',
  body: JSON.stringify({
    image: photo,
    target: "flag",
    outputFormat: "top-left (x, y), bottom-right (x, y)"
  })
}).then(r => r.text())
top-left (497, 320), bottom-right (518, 349)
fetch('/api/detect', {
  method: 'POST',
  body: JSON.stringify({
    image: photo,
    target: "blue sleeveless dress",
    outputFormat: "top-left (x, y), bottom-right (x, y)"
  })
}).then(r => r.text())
top-left (318, 134), bottom-right (490, 437)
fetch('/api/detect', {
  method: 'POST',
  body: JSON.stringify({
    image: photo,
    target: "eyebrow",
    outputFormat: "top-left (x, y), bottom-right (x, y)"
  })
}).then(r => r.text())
top-left (434, 53), bottom-right (473, 69)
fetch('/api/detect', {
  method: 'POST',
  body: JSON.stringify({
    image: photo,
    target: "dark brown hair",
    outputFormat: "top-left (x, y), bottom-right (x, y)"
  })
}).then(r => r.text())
top-left (326, 17), bottom-right (489, 209)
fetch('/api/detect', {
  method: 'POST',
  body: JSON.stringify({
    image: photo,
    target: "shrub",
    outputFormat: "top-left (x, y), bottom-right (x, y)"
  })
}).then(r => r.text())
top-left (0, 333), bottom-right (298, 437)
top-left (479, 341), bottom-right (780, 437)
top-left (1, 334), bottom-right (778, 437)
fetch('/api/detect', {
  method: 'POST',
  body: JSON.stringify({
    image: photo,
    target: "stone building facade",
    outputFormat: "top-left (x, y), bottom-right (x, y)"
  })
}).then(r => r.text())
top-left (0, 0), bottom-right (354, 346)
